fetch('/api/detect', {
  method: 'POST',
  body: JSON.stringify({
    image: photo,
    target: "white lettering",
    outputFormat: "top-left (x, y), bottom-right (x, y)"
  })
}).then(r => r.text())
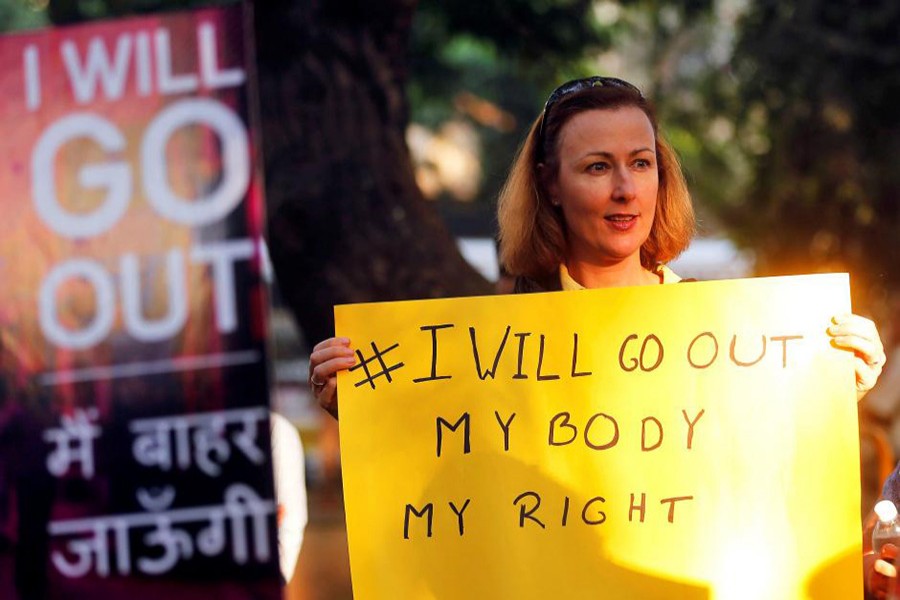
top-left (120, 249), bottom-right (188, 342)
top-left (154, 28), bottom-right (198, 95)
top-left (24, 45), bottom-right (41, 111)
top-left (134, 32), bottom-right (153, 96)
top-left (191, 239), bottom-right (255, 333)
top-left (142, 98), bottom-right (249, 226)
top-left (199, 23), bottom-right (245, 89)
top-left (32, 113), bottom-right (131, 238)
top-left (39, 258), bottom-right (116, 350)
top-left (62, 36), bottom-right (133, 103)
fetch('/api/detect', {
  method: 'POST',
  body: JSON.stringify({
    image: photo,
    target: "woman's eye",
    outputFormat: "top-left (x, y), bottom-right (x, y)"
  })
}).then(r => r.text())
top-left (634, 158), bottom-right (652, 169)
top-left (587, 162), bottom-right (609, 172)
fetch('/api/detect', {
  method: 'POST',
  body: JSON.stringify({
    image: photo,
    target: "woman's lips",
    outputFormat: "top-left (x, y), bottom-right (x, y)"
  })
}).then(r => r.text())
top-left (604, 214), bottom-right (638, 231)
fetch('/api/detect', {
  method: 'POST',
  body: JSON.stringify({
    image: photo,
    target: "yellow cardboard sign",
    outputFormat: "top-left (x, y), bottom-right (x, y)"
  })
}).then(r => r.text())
top-left (335, 274), bottom-right (861, 599)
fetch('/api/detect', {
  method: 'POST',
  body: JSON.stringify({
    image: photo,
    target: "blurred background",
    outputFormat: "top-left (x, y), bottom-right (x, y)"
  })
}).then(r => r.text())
top-left (3, 0), bottom-right (900, 597)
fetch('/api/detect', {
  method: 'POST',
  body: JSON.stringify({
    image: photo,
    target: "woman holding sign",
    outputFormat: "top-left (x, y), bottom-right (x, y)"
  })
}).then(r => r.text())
top-left (310, 75), bottom-right (885, 411)
top-left (311, 74), bottom-right (888, 594)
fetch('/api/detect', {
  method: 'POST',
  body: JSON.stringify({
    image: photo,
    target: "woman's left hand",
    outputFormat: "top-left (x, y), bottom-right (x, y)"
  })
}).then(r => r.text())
top-left (828, 313), bottom-right (886, 401)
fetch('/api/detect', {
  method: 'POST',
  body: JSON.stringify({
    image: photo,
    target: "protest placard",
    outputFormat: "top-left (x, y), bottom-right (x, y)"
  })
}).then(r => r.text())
top-left (0, 5), bottom-right (280, 598)
top-left (336, 274), bottom-right (861, 599)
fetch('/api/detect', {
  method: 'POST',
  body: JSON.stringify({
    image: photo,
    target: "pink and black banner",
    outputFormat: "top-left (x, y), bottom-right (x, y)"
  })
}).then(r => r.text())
top-left (0, 5), bottom-right (280, 598)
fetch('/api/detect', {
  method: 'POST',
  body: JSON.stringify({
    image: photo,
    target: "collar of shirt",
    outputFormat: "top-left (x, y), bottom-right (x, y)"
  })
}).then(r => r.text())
top-left (559, 264), bottom-right (681, 291)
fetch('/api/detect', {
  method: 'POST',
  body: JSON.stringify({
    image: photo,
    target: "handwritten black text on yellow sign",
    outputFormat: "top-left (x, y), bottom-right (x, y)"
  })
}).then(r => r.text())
top-left (336, 274), bottom-right (861, 600)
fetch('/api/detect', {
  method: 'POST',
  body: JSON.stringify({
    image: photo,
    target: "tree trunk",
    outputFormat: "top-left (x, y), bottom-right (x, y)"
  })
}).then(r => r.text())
top-left (254, 0), bottom-right (492, 347)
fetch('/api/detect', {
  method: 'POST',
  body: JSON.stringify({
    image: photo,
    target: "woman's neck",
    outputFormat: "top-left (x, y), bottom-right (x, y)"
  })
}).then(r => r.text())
top-left (565, 255), bottom-right (658, 289)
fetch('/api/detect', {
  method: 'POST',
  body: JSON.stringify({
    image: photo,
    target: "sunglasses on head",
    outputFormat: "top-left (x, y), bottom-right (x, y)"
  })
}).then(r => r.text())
top-left (539, 76), bottom-right (644, 140)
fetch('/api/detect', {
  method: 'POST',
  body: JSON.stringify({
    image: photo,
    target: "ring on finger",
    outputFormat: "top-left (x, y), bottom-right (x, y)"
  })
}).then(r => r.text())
top-left (866, 355), bottom-right (885, 368)
top-left (310, 374), bottom-right (326, 389)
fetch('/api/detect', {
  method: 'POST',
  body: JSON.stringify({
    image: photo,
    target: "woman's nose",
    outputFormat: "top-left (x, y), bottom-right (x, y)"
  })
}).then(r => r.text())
top-left (612, 166), bottom-right (636, 202)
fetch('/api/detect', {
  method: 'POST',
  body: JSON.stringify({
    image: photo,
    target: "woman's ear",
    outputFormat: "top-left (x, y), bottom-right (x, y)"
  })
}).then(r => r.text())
top-left (536, 163), bottom-right (560, 207)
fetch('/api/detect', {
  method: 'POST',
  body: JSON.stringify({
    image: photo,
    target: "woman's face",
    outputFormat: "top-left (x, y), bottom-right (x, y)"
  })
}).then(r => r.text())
top-left (546, 106), bottom-right (659, 268)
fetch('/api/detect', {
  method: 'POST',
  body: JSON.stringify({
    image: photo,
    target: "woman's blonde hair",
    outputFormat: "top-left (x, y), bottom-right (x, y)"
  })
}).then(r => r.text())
top-left (497, 84), bottom-right (695, 280)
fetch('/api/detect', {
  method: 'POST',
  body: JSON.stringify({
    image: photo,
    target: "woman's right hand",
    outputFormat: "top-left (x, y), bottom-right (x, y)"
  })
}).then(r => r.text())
top-left (308, 337), bottom-right (356, 419)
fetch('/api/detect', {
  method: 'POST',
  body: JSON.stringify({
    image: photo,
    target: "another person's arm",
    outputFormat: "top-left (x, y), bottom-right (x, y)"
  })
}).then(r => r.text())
top-left (864, 507), bottom-right (898, 600)
top-left (308, 337), bottom-right (356, 419)
top-left (270, 412), bottom-right (308, 584)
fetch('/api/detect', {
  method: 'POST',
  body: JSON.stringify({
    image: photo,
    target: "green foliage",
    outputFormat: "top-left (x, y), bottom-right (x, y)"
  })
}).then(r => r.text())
top-left (605, 0), bottom-right (751, 232)
top-left (729, 0), bottom-right (900, 306)
top-left (0, 1), bottom-right (49, 31)
top-left (418, 0), bottom-right (608, 61)
top-left (409, 0), bottom-right (612, 213)
top-left (11, 0), bottom-right (896, 310)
